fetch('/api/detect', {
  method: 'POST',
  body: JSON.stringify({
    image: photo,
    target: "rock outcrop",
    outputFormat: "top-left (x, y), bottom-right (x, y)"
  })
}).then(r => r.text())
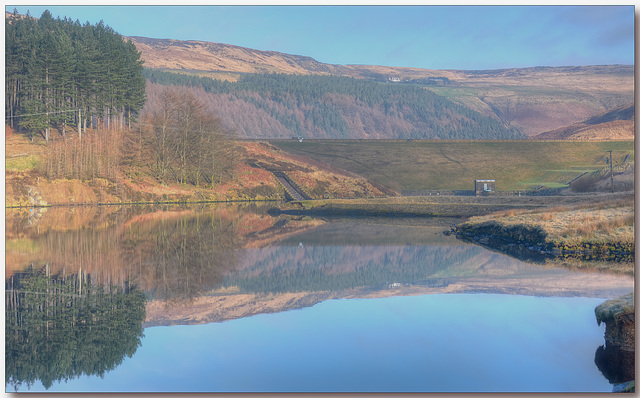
top-left (595, 293), bottom-right (635, 390)
top-left (596, 293), bottom-right (635, 351)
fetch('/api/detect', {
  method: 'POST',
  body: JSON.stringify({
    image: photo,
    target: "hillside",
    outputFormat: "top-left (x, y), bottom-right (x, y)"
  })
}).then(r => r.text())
top-left (129, 35), bottom-right (634, 138)
top-left (273, 140), bottom-right (635, 192)
top-left (129, 36), bottom-right (353, 76)
top-left (143, 72), bottom-right (522, 140)
top-left (533, 104), bottom-right (635, 140)
top-left (5, 131), bottom-right (388, 208)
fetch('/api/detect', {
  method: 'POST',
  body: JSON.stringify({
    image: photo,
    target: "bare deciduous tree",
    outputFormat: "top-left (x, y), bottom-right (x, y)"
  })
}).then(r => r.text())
top-left (138, 84), bottom-right (239, 187)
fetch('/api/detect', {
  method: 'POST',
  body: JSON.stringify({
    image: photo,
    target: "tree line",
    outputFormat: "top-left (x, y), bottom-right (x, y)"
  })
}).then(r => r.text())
top-left (37, 84), bottom-right (239, 188)
top-left (5, 10), bottom-right (146, 141)
top-left (144, 69), bottom-right (525, 140)
top-left (5, 11), bottom-right (238, 189)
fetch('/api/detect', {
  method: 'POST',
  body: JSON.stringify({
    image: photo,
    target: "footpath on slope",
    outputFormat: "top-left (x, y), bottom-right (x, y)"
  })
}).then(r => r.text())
top-left (271, 172), bottom-right (307, 201)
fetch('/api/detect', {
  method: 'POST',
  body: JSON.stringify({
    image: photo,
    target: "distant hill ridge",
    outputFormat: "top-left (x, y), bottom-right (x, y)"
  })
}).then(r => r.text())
top-left (129, 35), bottom-right (475, 79)
top-left (129, 36), bottom-right (350, 76)
top-left (129, 35), bottom-right (633, 83)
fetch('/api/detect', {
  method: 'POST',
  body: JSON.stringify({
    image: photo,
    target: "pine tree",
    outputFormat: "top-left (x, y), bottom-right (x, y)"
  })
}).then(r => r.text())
top-left (5, 10), bottom-right (147, 139)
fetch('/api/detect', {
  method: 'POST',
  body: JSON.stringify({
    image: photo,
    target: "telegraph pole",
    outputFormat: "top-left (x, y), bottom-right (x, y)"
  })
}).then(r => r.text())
top-left (608, 150), bottom-right (614, 193)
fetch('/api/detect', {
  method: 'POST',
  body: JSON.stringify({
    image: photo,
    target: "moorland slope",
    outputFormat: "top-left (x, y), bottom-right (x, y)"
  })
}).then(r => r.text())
top-left (129, 35), bottom-right (634, 138)
top-left (533, 104), bottom-right (635, 141)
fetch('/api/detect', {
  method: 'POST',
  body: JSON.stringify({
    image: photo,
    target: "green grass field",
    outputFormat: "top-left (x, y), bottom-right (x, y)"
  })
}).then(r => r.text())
top-left (6, 155), bottom-right (40, 172)
top-left (272, 140), bottom-right (634, 192)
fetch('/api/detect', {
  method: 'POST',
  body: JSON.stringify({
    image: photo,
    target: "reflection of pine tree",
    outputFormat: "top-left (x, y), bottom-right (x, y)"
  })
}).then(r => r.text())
top-left (5, 267), bottom-right (146, 391)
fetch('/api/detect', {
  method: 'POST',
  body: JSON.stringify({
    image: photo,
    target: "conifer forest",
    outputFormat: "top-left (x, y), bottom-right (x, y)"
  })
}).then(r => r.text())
top-left (5, 10), bottom-right (146, 141)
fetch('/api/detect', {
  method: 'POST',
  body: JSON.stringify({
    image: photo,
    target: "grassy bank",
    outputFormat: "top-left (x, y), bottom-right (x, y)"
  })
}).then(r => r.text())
top-left (273, 140), bottom-right (634, 192)
top-left (272, 193), bottom-right (635, 269)
top-left (274, 196), bottom-right (544, 218)
top-left (273, 193), bottom-right (632, 219)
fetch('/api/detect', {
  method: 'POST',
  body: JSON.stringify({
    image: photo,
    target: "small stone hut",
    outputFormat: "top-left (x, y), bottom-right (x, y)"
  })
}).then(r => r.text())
top-left (474, 179), bottom-right (496, 196)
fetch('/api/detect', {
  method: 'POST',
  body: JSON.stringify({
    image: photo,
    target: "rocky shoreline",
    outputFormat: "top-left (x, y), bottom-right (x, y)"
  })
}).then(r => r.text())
top-left (595, 293), bottom-right (635, 392)
top-left (452, 221), bottom-right (635, 265)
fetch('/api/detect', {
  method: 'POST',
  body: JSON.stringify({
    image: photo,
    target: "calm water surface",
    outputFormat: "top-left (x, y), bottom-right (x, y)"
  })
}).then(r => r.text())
top-left (5, 204), bottom-right (634, 393)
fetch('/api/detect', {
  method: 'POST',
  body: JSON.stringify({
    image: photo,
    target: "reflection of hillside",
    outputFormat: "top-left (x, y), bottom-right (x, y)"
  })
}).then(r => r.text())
top-left (225, 242), bottom-right (634, 295)
top-left (145, 228), bottom-right (633, 327)
top-left (146, 244), bottom-right (633, 326)
top-left (277, 220), bottom-right (462, 246)
top-left (144, 290), bottom-right (335, 327)
top-left (6, 207), bottom-right (633, 330)
top-left (228, 245), bottom-right (483, 292)
top-left (240, 215), bottom-right (325, 248)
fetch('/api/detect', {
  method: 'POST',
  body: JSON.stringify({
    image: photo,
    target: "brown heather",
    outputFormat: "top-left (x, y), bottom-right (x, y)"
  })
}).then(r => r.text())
top-left (464, 202), bottom-right (635, 246)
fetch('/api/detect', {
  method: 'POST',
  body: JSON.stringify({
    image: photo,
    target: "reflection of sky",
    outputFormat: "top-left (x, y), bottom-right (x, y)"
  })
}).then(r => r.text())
top-left (20, 293), bottom-right (611, 393)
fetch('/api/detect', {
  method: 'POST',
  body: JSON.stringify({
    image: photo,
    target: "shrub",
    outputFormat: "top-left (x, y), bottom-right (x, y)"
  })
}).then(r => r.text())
top-left (570, 175), bottom-right (597, 192)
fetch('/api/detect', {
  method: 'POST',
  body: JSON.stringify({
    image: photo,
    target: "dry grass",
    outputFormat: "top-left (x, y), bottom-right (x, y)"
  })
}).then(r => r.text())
top-left (561, 214), bottom-right (634, 239)
top-left (5, 133), bottom-right (46, 172)
top-left (275, 140), bottom-right (635, 192)
top-left (242, 141), bottom-right (387, 199)
top-left (465, 201), bottom-right (635, 246)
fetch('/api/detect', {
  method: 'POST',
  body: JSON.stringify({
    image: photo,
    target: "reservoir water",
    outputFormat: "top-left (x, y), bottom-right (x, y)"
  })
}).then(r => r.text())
top-left (5, 204), bottom-right (634, 393)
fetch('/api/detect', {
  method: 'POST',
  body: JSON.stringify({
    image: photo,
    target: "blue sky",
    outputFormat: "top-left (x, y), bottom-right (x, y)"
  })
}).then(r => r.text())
top-left (5, 4), bottom-right (635, 70)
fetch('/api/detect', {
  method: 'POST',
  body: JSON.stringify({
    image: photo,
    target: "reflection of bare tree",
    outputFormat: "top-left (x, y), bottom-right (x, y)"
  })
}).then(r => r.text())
top-left (7, 206), bottom-right (241, 304)
top-left (40, 225), bottom-right (131, 287)
top-left (124, 212), bottom-right (240, 303)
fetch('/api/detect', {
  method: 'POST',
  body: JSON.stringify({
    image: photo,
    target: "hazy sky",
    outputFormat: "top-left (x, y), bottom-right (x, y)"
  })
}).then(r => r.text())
top-left (5, 4), bottom-right (635, 70)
